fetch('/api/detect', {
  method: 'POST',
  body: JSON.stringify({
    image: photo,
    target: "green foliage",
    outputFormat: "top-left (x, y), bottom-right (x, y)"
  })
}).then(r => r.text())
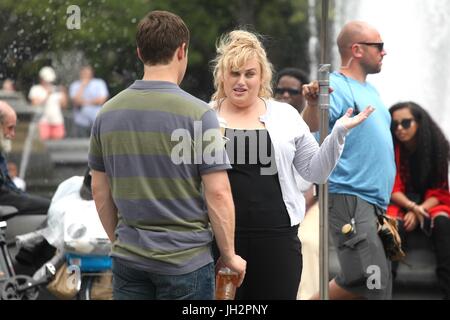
top-left (0, 0), bottom-right (312, 101)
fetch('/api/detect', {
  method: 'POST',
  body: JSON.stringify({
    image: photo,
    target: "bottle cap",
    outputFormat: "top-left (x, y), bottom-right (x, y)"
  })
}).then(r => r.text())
top-left (341, 223), bottom-right (353, 235)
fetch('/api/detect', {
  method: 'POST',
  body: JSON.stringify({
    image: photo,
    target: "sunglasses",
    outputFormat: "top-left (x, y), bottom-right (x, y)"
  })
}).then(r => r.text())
top-left (391, 118), bottom-right (414, 131)
top-left (357, 42), bottom-right (384, 51)
top-left (274, 87), bottom-right (301, 96)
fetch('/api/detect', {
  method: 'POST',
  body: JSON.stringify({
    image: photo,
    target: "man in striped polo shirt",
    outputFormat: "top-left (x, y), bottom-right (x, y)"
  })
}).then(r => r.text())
top-left (88, 10), bottom-right (246, 300)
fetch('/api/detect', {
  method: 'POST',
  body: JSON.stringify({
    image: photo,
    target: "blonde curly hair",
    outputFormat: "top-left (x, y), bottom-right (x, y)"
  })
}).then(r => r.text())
top-left (211, 30), bottom-right (274, 102)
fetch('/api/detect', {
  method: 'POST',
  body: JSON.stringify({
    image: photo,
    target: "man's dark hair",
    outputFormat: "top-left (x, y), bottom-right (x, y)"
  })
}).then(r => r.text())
top-left (275, 68), bottom-right (310, 87)
top-left (136, 10), bottom-right (190, 66)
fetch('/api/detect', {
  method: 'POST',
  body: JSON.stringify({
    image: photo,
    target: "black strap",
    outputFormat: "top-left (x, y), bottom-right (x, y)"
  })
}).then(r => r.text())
top-left (372, 204), bottom-right (387, 225)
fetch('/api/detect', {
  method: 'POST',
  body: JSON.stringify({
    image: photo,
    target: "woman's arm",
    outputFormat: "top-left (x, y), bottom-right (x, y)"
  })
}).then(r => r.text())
top-left (420, 196), bottom-right (439, 211)
top-left (391, 191), bottom-right (417, 211)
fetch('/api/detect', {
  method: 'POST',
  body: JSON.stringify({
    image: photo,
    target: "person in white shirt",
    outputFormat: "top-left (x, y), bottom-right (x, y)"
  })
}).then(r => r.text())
top-left (28, 66), bottom-right (68, 140)
top-left (209, 29), bottom-right (374, 300)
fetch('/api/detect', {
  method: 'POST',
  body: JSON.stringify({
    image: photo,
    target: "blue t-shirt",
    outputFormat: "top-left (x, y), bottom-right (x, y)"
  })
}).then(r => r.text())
top-left (69, 78), bottom-right (109, 127)
top-left (327, 72), bottom-right (395, 209)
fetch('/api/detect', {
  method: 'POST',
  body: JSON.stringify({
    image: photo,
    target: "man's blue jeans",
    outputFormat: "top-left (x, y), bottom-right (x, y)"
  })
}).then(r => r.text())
top-left (112, 258), bottom-right (214, 300)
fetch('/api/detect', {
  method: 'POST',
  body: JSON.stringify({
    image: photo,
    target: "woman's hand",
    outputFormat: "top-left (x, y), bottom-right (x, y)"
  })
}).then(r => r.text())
top-left (410, 204), bottom-right (430, 228)
top-left (403, 211), bottom-right (419, 232)
top-left (336, 106), bottom-right (375, 130)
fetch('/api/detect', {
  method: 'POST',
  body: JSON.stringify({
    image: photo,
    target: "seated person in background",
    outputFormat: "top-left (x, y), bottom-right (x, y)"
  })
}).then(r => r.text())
top-left (387, 101), bottom-right (450, 299)
top-left (0, 101), bottom-right (50, 215)
top-left (28, 66), bottom-right (68, 140)
top-left (0, 101), bottom-right (51, 274)
top-left (7, 161), bottom-right (26, 191)
top-left (2, 78), bottom-right (16, 92)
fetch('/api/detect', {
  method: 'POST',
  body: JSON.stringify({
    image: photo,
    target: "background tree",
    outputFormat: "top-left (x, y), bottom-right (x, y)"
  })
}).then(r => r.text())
top-left (0, 0), bottom-right (311, 101)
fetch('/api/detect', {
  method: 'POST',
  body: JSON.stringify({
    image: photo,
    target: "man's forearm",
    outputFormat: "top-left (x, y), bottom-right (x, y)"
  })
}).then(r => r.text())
top-left (207, 193), bottom-right (235, 260)
top-left (202, 171), bottom-right (246, 285)
top-left (202, 172), bottom-right (236, 261)
top-left (92, 170), bottom-right (118, 242)
top-left (302, 103), bottom-right (320, 132)
top-left (95, 196), bottom-right (118, 242)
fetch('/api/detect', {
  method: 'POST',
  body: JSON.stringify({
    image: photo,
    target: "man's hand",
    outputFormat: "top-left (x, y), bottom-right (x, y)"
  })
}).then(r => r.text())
top-left (216, 255), bottom-right (247, 287)
top-left (302, 80), bottom-right (334, 107)
top-left (302, 81), bottom-right (320, 107)
top-left (301, 81), bottom-right (335, 132)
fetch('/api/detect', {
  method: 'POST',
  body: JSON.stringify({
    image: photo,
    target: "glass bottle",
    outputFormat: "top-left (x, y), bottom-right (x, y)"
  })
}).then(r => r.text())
top-left (215, 267), bottom-right (238, 300)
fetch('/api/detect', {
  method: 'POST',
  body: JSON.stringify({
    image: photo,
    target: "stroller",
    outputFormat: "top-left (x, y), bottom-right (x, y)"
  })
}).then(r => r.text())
top-left (12, 222), bottom-right (112, 300)
top-left (9, 171), bottom-right (113, 300)
top-left (58, 197), bottom-right (112, 300)
top-left (1, 205), bottom-right (57, 300)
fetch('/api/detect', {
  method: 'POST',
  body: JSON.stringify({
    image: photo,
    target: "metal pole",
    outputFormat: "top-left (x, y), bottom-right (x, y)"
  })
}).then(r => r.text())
top-left (320, 0), bottom-right (329, 65)
top-left (319, 0), bottom-right (330, 300)
top-left (19, 108), bottom-right (41, 179)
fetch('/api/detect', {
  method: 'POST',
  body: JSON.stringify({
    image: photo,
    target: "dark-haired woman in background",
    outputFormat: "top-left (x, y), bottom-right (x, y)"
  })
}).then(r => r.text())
top-left (388, 101), bottom-right (450, 299)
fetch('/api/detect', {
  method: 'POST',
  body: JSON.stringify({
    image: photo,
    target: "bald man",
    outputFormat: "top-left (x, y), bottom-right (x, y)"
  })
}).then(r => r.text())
top-left (0, 101), bottom-right (50, 215)
top-left (302, 21), bottom-right (395, 299)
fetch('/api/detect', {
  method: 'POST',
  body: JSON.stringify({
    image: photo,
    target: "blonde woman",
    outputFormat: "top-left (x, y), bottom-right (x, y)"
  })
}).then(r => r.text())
top-left (209, 30), bottom-right (373, 299)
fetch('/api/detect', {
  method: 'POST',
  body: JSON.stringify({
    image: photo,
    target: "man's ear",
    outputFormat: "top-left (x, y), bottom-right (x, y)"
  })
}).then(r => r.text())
top-left (136, 47), bottom-right (143, 62)
top-left (177, 43), bottom-right (187, 60)
top-left (352, 44), bottom-right (364, 59)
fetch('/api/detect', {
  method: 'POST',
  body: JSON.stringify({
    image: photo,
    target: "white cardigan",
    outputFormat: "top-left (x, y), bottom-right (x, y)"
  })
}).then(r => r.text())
top-left (213, 99), bottom-right (348, 226)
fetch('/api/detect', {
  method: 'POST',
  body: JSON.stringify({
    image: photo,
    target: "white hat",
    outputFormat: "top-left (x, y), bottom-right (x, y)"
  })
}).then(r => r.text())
top-left (39, 66), bottom-right (56, 83)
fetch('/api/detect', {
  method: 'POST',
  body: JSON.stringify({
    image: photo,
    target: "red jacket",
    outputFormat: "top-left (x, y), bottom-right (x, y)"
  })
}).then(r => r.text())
top-left (387, 144), bottom-right (450, 218)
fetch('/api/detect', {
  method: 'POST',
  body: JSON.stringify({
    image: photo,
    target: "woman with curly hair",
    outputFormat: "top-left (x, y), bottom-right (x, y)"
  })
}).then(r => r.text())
top-left (388, 101), bottom-right (450, 299)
